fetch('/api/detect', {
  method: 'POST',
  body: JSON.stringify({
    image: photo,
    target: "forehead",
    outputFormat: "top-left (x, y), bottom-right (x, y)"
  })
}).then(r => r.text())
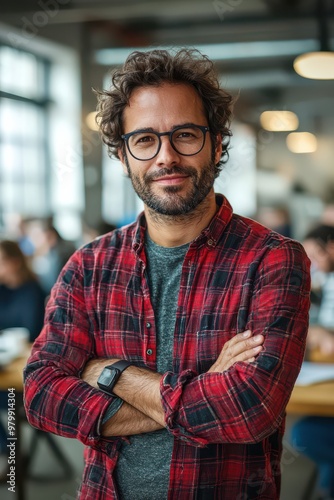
top-left (122, 83), bottom-right (207, 132)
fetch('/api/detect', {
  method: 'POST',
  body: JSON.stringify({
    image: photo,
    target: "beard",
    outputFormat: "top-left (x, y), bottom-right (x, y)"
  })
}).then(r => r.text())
top-left (124, 152), bottom-right (217, 217)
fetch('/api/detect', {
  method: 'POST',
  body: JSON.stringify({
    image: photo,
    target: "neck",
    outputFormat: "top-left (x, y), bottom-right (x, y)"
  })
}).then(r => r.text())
top-left (145, 190), bottom-right (218, 247)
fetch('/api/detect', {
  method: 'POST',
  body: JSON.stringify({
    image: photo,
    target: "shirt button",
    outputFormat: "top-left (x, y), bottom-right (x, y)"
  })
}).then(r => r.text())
top-left (146, 322), bottom-right (151, 328)
top-left (207, 239), bottom-right (214, 246)
top-left (146, 349), bottom-right (153, 355)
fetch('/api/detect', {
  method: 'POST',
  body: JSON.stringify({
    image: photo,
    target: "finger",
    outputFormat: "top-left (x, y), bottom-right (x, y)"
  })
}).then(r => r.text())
top-left (219, 345), bottom-right (263, 372)
top-left (217, 331), bottom-right (252, 359)
top-left (227, 331), bottom-right (264, 349)
top-left (224, 334), bottom-right (264, 360)
top-left (220, 331), bottom-right (251, 351)
top-left (242, 345), bottom-right (263, 360)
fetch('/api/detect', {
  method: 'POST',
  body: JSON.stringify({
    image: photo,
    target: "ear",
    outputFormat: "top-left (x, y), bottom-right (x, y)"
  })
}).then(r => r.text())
top-left (214, 134), bottom-right (223, 165)
top-left (118, 148), bottom-right (128, 176)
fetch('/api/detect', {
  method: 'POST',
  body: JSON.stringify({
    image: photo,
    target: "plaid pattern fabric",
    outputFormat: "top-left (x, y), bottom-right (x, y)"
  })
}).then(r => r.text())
top-left (24, 195), bottom-right (310, 499)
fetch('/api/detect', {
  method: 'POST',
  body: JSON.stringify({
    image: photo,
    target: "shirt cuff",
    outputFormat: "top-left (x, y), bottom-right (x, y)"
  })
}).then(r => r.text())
top-left (102, 398), bottom-right (124, 424)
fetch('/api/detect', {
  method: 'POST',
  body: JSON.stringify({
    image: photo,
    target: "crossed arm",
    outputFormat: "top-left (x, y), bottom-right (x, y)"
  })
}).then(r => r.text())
top-left (81, 330), bottom-right (264, 437)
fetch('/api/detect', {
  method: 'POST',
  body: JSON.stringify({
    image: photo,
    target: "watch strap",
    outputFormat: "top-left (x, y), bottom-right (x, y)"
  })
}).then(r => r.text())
top-left (109, 360), bottom-right (132, 372)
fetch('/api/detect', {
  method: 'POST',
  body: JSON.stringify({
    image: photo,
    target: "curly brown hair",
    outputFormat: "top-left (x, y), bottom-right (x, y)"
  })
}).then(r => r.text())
top-left (95, 48), bottom-right (234, 172)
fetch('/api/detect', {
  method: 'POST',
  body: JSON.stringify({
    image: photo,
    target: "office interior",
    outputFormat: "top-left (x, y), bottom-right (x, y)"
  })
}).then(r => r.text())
top-left (0, 0), bottom-right (334, 499)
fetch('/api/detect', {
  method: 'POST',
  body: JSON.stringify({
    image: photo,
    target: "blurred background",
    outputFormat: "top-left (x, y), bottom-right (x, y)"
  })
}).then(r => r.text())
top-left (0, 0), bottom-right (333, 245)
top-left (0, 1), bottom-right (334, 499)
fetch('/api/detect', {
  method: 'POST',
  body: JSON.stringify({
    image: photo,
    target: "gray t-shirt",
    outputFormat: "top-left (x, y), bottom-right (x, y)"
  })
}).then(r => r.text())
top-left (114, 234), bottom-right (189, 500)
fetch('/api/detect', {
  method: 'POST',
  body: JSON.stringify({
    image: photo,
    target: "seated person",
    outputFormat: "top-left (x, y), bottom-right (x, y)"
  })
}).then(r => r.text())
top-left (0, 239), bottom-right (47, 479)
top-left (303, 225), bottom-right (334, 355)
top-left (27, 219), bottom-right (76, 295)
top-left (291, 224), bottom-right (334, 499)
top-left (0, 239), bottom-right (46, 342)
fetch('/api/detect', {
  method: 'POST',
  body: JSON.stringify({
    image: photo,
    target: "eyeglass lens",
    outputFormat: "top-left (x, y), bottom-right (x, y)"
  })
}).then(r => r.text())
top-left (127, 126), bottom-right (206, 160)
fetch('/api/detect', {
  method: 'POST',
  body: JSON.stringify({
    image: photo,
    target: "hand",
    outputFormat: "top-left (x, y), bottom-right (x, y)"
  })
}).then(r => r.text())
top-left (208, 330), bottom-right (264, 373)
top-left (81, 358), bottom-right (118, 388)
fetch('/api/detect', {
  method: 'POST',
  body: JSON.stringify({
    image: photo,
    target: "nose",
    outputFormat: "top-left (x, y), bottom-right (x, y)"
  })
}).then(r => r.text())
top-left (155, 136), bottom-right (180, 167)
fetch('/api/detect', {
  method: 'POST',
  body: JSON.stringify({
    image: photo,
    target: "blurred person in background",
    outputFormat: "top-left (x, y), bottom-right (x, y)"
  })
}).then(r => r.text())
top-left (291, 224), bottom-right (334, 500)
top-left (255, 205), bottom-right (292, 238)
top-left (24, 48), bottom-right (310, 499)
top-left (0, 240), bottom-right (46, 342)
top-left (302, 224), bottom-right (334, 355)
top-left (81, 220), bottom-right (117, 245)
top-left (28, 218), bottom-right (76, 295)
top-left (321, 204), bottom-right (334, 227)
top-left (0, 239), bottom-right (46, 480)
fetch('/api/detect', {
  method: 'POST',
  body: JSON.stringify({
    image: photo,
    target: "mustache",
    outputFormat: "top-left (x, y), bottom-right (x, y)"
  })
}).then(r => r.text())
top-left (145, 166), bottom-right (197, 181)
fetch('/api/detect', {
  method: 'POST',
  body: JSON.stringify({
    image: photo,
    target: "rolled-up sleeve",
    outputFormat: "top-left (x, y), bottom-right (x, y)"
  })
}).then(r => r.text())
top-left (23, 250), bottom-right (124, 454)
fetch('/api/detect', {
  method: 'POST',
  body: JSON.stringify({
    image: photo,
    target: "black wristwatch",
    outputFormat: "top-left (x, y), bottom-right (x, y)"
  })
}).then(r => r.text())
top-left (97, 360), bottom-right (132, 396)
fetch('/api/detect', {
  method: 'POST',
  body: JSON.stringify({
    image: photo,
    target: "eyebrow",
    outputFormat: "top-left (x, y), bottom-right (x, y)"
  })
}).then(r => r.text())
top-left (126, 123), bottom-right (203, 134)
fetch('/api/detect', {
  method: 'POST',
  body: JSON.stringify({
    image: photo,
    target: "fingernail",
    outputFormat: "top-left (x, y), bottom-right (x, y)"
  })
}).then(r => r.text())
top-left (254, 335), bottom-right (262, 342)
top-left (242, 330), bottom-right (251, 338)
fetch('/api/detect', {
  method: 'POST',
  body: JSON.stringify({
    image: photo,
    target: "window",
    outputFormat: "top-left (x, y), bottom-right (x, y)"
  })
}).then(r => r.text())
top-left (0, 31), bottom-right (84, 241)
top-left (0, 45), bottom-right (50, 227)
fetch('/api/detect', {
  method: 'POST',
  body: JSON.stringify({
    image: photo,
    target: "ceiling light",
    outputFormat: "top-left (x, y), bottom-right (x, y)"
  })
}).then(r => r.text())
top-left (293, 51), bottom-right (334, 80)
top-left (294, 0), bottom-right (334, 80)
top-left (286, 132), bottom-right (318, 154)
top-left (260, 111), bottom-right (299, 132)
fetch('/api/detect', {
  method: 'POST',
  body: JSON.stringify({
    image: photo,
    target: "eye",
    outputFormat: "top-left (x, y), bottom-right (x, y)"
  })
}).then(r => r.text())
top-left (177, 132), bottom-right (194, 138)
top-left (173, 128), bottom-right (200, 141)
top-left (176, 131), bottom-right (195, 138)
top-left (137, 135), bottom-right (154, 143)
top-left (132, 133), bottom-right (156, 146)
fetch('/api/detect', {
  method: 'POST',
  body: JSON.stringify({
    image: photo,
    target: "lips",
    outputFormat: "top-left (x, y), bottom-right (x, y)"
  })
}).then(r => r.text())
top-left (152, 175), bottom-right (189, 184)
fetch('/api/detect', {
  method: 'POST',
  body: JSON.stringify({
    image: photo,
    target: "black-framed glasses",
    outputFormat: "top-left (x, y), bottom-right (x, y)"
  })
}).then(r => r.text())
top-left (121, 124), bottom-right (210, 161)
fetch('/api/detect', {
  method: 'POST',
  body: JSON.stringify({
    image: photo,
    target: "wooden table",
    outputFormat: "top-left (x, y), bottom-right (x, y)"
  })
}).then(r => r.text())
top-left (286, 350), bottom-right (334, 417)
top-left (0, 346), bottom-right (74, 499)
top-left (0, 351), bottom-right (28, 391)
top-left (287, 380), bottom-right (334, 416)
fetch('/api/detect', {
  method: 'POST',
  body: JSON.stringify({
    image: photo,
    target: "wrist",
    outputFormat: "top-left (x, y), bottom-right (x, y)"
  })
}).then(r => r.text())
top-left (97, 360), bottom-right (132, 395)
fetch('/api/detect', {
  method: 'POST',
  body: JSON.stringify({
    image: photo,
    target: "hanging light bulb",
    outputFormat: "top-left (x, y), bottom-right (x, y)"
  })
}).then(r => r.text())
top-left (294, 52), bottom-right (334, 80)
top-left (260, 110), bottom-right (299, 131)
top-left (294, 0), bottom-right (334, 80)
top-left (286, 132), bottom-right (318, 154)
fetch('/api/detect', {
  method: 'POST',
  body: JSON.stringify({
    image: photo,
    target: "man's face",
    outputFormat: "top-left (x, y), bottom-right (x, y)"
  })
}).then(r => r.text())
top-left (119, 83), bottom-right (222, 216)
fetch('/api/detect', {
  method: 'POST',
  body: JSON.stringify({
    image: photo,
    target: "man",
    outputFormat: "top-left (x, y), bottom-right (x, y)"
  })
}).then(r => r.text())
top-left (24, 49), bottom-right (310, 499)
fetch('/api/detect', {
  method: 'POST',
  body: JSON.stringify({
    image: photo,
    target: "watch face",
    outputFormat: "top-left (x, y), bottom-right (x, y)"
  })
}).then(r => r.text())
top-left (99, 368), bottom-right (118, 389)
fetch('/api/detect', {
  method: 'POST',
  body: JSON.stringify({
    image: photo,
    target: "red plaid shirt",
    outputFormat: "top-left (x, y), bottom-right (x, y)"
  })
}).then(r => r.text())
top-left (24, 195), bottom-right (310, 499)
